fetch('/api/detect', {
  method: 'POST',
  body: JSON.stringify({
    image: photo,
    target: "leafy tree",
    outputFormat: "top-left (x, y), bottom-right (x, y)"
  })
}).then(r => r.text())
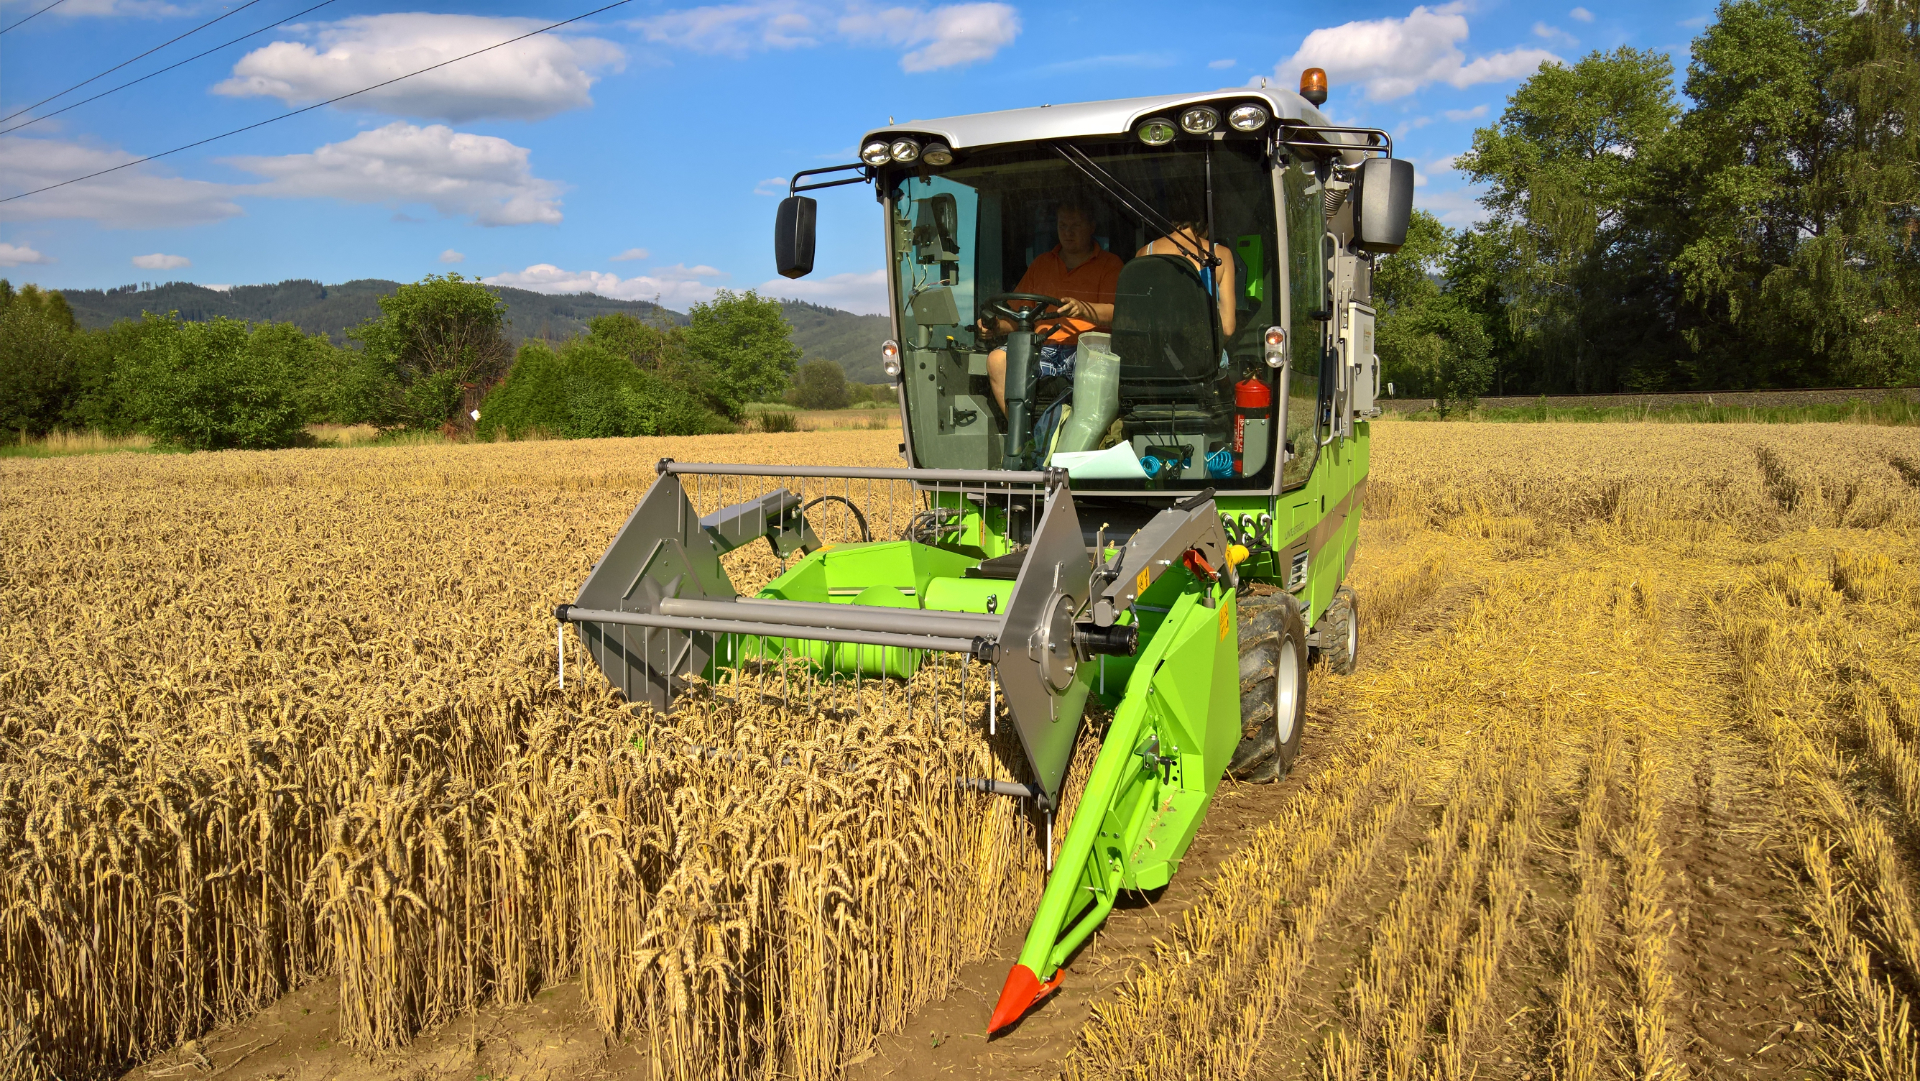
top-left (787, 359), bottom-right (852, 409)
top-left (122, 315), bottom-right (307, 450)
top-left (1664, 0), bottom-right (1852, 386)
top-left (1458, 48), bottom-right (1682, 392)
top-left (1371, 213), bottom-right (1495, 413)
top-left (680, 289), bottom-right (800, 419)
top-left (67, 316), bottom-right (166, 434)
top-left (350, 274), bottom-right (511, 430)
top-left (585, 312), bottom-right (678, 369)
top-left (0, 281), bottom-right (83, 437)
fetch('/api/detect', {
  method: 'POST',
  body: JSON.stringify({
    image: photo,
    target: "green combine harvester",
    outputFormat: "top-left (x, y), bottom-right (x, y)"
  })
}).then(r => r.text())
top-left (556, 70), bottom-right (1410, 1035)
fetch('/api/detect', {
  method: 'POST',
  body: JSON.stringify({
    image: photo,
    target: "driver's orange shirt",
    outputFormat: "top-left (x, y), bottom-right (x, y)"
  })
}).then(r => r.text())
top-left (1015, 244), bottom-right (1123, 344)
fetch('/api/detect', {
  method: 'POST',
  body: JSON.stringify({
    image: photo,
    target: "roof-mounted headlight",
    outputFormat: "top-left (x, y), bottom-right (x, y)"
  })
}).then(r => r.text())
top-left (1229, 103), bottom-right (1270, 132)
top-left (921, 141), bottom-right (953, 166)
top-left (1179, 106), bottom-right (1220, 134)
top-left (1138, 117), bottom-right (1177, 146)
top-left (861, 140), bottom-right (893, 166)
top-left (889, 138), bottom-right (921, 163)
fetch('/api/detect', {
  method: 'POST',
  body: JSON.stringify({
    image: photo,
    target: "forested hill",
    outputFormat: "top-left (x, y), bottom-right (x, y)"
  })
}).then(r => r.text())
top-left (60, 279), bottom-right (680, 348)
top-left (781, 299), bottom-right (892, 382)
top-left (58, 280), bottom-right (891, 379)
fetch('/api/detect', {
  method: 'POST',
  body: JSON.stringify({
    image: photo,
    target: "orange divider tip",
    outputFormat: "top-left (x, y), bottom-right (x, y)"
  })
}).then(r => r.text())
top-left (987, 964), bottom-right (1063, 1034)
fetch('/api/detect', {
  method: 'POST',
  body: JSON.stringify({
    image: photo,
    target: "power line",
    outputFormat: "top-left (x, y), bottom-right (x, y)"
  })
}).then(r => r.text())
top-left (1, 0), bottom-right (270, 126)
top-left (0, 0), bottom-right (67, 35)
top-left (0, 0), bottom-right (635, 206)
top-left (1, 0), bottom-right (342, 135)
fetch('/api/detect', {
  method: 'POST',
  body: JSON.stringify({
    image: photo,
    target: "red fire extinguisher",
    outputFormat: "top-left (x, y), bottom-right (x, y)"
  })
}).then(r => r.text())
top-left (1233, 373), bottom-right (1272, 475)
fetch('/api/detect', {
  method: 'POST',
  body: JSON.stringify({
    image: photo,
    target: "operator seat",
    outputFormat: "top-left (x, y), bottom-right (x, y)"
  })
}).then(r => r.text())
top-left (1110, 255), bottom-right (1225, 405)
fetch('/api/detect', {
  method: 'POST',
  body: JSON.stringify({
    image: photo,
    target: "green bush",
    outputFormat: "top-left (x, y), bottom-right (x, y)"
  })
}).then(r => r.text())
top-left (759, 410), bottom-right (798, 433)
top-left (478, 338), bottom-right (727, 441)
top-left (122, 315), bottom-right (308, 450)
top-left (0, 282), bottom-right (83, 437)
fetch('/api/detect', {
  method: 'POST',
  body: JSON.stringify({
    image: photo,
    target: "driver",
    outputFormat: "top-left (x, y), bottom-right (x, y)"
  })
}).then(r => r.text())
top-left (981, 197), bottom-right (1123, 412)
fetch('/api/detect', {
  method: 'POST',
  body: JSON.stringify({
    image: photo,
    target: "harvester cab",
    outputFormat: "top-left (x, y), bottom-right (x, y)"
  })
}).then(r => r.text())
top-left (558, 71), bottom-right (1411, 1034)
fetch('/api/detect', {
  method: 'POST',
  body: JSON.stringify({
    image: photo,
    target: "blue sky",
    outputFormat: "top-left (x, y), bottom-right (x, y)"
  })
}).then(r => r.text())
top-left (0, 0), bottom-right (1718, 313)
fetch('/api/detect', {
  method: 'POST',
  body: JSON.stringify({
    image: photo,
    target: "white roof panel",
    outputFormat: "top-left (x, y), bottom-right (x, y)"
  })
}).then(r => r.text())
top-left (860, 87), bottom-right (1338, 152)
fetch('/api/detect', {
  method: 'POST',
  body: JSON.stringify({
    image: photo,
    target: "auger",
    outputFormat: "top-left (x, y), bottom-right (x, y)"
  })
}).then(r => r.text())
top-left (558, 69), bottom-right (1412, 1034)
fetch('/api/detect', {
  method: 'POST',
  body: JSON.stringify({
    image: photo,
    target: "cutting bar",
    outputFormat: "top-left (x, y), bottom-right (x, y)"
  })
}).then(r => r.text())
top-left (557, 604), bottom-right (993, 657)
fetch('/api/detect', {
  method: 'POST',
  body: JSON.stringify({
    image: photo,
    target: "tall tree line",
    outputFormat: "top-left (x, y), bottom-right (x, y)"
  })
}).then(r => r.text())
top-left (0, 274), bottom-right (802, 449)
top-left (1377, 0), bottom-right (1920, 405)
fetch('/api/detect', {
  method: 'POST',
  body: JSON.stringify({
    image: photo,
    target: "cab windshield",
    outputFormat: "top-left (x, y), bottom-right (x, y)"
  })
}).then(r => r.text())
top-left (889, 138), bottom-right (1296, 491)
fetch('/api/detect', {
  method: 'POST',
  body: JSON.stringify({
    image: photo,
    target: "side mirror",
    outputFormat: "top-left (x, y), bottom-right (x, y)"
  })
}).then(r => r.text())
top-left (775, 195), bottom-right (817, 279)
top-left (1353, 157), bottom-right (1415, 253)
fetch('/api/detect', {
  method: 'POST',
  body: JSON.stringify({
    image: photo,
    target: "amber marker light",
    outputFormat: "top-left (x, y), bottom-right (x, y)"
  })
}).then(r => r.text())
top-left (1300, 67), bottom-right (1328, 106)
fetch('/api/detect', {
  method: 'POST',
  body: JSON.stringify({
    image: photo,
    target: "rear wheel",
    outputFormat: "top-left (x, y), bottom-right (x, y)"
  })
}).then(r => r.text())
top-left (1228, 595), bottom-right (1309, 782)
top-left (1315, 586), bottom-right (1359, 676)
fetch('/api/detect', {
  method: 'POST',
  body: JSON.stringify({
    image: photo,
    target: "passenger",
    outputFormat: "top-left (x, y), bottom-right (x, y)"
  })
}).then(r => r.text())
top-left (1137, 215), bottom-right (1238, 337)
top-left (981, 198), bottom-right (1123, 413)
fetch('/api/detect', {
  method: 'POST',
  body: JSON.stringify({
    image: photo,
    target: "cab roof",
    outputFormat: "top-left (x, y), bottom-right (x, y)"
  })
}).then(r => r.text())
top-left (859, 85), bottom-right (1348, 154)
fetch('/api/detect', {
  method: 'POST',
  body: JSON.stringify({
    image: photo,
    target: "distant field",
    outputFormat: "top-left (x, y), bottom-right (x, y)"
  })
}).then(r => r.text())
top-left (744, 401), bottom-right (902, 431)
top-left (3, 424), bottom-right (1915, 1081)
top-left (1384, 385), bottom-right (1919, 423)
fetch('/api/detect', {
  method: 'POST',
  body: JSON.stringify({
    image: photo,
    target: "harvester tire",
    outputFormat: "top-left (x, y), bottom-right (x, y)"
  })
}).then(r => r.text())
top-left (1228, 595), bottom-right (1309, 782)
top-left (1316, 586), bottom-right (1359, 676)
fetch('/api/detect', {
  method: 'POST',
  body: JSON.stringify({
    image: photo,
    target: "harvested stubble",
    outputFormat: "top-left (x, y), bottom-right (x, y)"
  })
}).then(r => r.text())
top-left (0, 432), bottom-right (1093, 1081)
top-left (1066, 423), bottom-right (1920, 1080)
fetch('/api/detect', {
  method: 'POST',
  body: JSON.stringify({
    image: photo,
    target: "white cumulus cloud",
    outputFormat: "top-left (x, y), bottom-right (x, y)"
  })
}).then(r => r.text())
top-left (0, 136), bottom-right (243, 228)
top-left (609, 247), bottom-right (650, 261)
top-left (1279, 3), bottom-right (1559, 101)
top-left (440, 249), bottom-right (466, 263)
top-left (0, 242), bottom-right (51, 266)
top-left (1533, 22), bottom-right (1578, 46)
top-left (1569, 7), bottom-right (1594, 22)
top-left (227, 122), bottom-right (564, 227)
top-left (755, 176), bottom-right (789, 196)
top-left (1443, 104), bottom-right (1487, 121)
top-left (636, 1), bottom-right (1019, 72)
top-left (1208, 58), bottom-right (1237, 70)
top-left (483, 263), bottom-right (722, 308)
top-left (132, 253), bottom-right (191, 269)
top-left (214, 14), bottom-right (625, 122)
top-left (840, 3), bottom-right (1020, 72)
top-left (759, 268), bottom-right (887, 314)
top-left (34, 0), bottom-right (182, 17)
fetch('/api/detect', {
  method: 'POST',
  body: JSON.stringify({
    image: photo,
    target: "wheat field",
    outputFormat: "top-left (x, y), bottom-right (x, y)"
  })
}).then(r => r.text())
top-left (1, 423), bottom-right (1915, 1081)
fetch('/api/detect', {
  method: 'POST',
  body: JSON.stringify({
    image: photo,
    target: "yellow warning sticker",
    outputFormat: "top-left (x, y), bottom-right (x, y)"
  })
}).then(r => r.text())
top-left (1217, 602), bottom-right (1231, 641)
top-left (1135, 568), bottom-right (1151, 596)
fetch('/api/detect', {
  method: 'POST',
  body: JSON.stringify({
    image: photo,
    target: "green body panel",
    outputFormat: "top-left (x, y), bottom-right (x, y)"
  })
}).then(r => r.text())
top-left (1212, 418), bottom-right (1370, 627)
top-left (1015, 578), bottom-right (1237, 977)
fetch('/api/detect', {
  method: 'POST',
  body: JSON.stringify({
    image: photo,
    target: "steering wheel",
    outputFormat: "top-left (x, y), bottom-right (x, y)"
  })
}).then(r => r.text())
top-left (981, 292), bottom-right (1068, 332)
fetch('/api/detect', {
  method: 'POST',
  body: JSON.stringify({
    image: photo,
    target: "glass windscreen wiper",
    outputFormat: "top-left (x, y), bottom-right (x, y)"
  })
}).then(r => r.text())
top-left (1048, 143), bottom-right (1221, 273)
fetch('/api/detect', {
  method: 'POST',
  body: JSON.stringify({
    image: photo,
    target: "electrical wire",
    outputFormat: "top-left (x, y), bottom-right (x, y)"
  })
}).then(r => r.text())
top-left (0, 0), bottom-right (635, 206)
top-left (0, 0), bottom-right (67, 35)
top-left (1, 0), bottom-right (269, 125)
top-left (0, 0), bottom-right (341, 135)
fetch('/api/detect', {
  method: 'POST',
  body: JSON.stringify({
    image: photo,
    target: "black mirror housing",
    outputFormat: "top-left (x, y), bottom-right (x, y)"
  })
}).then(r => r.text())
top-left (775, 195), bottom-right (817, 279)
top-left (1354, 157), bottom-right (1415, 254)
